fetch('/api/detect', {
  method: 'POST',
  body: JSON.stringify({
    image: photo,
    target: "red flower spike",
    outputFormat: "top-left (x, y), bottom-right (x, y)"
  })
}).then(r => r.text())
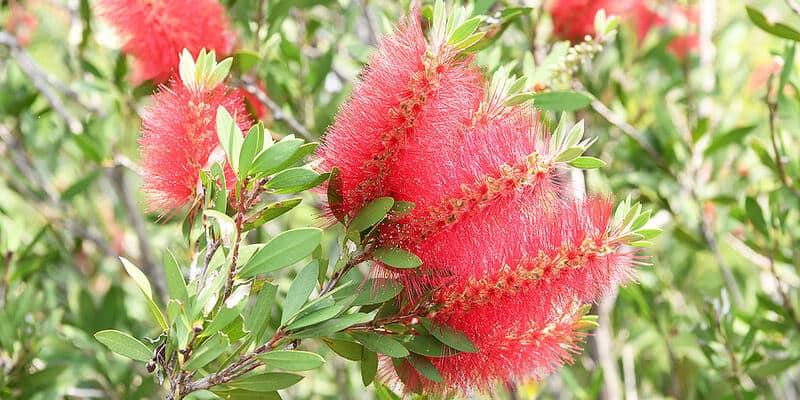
top-left (140, 78), bottom-right (250, 214)
top-left (316, 13), bottom-right (483, 220)
top-left (99, 0), bottom-right (235, 84)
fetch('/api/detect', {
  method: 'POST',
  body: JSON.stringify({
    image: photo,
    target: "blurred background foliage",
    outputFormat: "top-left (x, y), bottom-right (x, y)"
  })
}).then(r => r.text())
top-left (1, 0), bottom-right (800, 399)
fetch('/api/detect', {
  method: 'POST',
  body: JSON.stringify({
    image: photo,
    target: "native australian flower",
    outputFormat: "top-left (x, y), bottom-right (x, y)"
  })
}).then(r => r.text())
top-left (140, 50), bottom-right (250, 213)
top-left (98, 0), bottom-right (235, 84)
top-left (318, 4), bottom-right (655, 396)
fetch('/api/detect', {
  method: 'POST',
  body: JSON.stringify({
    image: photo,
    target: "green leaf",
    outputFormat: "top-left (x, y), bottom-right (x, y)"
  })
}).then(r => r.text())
top-left (403, 335), bottom-right (450, 357)
top-left (349, 197), bottom-right (395, 232)
top-left (245, 282), bottom-right (277, 345)
top-left (203, 297), bottom-right (247, 338)
top-left (407, 354), bottom-right (443, 383)
top-left (448, 16), bottom-right (481, 44)
top-left (216, 106), bottom-right (244, 173)
top-left (212, 389), bottom-right (281, 400)
top-left (746, 6), bottom-right (800, 42)
top-left (239, 123), bottom-right (265, 177)
top-left (745, 197), bottom-right (769, 235)
top-left (233, 49), bottom-right (261, 73)
top-left (555, 147), bottom-right (585, 163)
top-left (94, 330), bottom-right (152, 362)
top-left (60, 169), bottom-right (101, 201)
top-left (325, 338), bottom-right (364, 361)
top-left (120, 257), bottom-right (167, 330)
top-left (569, 156), bottom-right (606, 169)
top-left (286, 304), bottom-right (343, 330)
top-left (250, 138), bottom-right (303, 177)
top-left (281, 261), bottom-right (320, 325)
top-left (265, 168), bottom-right (326, 194)
top-left (532, 91), bottom-right (593, 112)
top-left (240, 228), bottom-right (322, 277)
top-left (705, 125), bottom-right (756, 156)
top-left (361, 348), bottom-right (378, 386)
top-left (353, 279), bottom-right (403, 306)
top-left (229, 372), bottom-right (304, 392)
top-left (292, 312), bottom-right (374, 339)
top-left (373, 248), bottom-right (422, 269)
top-left (258, 350), bottom-right (325, 371)
top-left (421, 318), bottom-right (477, 353)
top-left (350, 332), bottom-right (409, 358)
top-left (184, 333), bottom-right (230, 371)
top-left (163, 250), bottom-right (188, 303)
top-left (243, 198), bottom-right (302, 231)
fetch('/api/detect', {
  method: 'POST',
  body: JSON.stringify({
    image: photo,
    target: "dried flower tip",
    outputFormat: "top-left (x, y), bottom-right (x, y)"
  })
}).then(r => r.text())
top-left (179, 48), bottom-right (233, 92)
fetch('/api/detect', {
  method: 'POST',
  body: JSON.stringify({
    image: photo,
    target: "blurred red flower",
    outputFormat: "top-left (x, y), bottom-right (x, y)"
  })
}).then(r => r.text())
top-left (140, 77), bottom-right (250, 213)
top-left (99, 0), bottom-right (235, 84)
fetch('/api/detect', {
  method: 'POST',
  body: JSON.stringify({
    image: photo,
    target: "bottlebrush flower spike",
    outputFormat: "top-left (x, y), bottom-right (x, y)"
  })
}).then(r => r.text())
top-left (140, 50), bottom-right (250, 213)
top-left (98, 0), bottom-right (234, 84)
top-left (316, 4), bottom-right (484, 221)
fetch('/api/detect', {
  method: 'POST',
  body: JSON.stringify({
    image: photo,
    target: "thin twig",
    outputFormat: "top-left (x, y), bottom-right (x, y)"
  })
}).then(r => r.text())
top-left (787, 0), bottom-right (800, 17)
top-left (232, 77), bottom-right (315, 141)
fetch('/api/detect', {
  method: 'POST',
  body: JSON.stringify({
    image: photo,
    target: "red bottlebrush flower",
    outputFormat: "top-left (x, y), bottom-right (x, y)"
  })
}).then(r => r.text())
top-left (630, 2), bottom-right (698, 59)
top-left (140, 69), bottom-right (250, 213)
top-left (549, 0), bottom-right (623, 42)
top-left (6, 2), bottom-right (39, 47)
top-left (316, 13), bottom-right (483, 221)
top-left (98, 0), bottom-right (235, 84)
top-left (318, 8), bottom-right (645, 397)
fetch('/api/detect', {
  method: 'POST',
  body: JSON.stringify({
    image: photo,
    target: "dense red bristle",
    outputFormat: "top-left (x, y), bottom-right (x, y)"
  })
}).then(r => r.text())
top-left (99, 0), bottom-right (234, 84)
top-left (140, 80), bottom-right (251, 213)
top-left (316, 10), bottom-right (642, 397)
top-left (316, 13), bottom-right (483, 220)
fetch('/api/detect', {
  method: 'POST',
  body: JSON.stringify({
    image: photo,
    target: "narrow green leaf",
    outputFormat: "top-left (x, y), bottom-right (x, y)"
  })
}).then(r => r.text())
top-left (243, 198), bottom-right (302, 231)
top-left (353, 279), bottom-right (403, 306)
top-left (403, 335), bottom-right (450, 357)
top-left (94, 330), bottom-right (152, 361)
top-left (216, 106), bottom-right (244, 172)
top-left (229, 372), bottom-right (303, 392)
top-left (351, 332), bottom-right (409, 358)
top-left (350, 197), bottom-right (395, 232)
top-left (250, 138), bottom-right (303, 177)
top-left (245, 282), bottom-right (278, 345)
top-left (265, 168), bottom-right (326, 194)
top-left (421, 318), bottom-right (477, 353)
top-left (361, 348), bottom-right (378, 386)
top-left (292, 312), bottom-right (374, 339)
top-left (745, 197), bottom-right (769, 235)
top-left (185, 333), bottom-right (230, 371)
top-left (120, 257), bottom-right (167, 330)
top-left (258, 350), bottom-right (325, 371)
top-left (746, 6), bottom-right (800, 41)
top-left (202, 298), bottom-right (247, 338)
top-left (240, 228), bottom-right (322, 277)
top-left (239, 123), bottom-right (265, 177)
top-left (281, 261), bottom-right (320, 325)
top-left (373, 248), bottom-right (422, 269)
top-left (569, 156), bottom-right (606, 169)
top-left (448, 16), bottom-right (481, 44)
top-left (325, 338), bottom-right (363, 361)
top-left (532, 91), bottom-right (593, 112)
top-left (407, 354), bottom-right (443, 383)
top-left (163, 250), bottom-right (188, 303)
top-left (286, 305), bottom-right (343, 330)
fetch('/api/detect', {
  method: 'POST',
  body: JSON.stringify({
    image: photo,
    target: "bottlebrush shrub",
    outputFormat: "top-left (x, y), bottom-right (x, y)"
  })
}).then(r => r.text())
top-left (318, 3), bottom-right (658, 397)
top-left (94, 4), bottom-right (657, 400)
top-left (140, 50), bottom-right (250, 214)
top-left (98, 0), bottom-right (234, 84)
